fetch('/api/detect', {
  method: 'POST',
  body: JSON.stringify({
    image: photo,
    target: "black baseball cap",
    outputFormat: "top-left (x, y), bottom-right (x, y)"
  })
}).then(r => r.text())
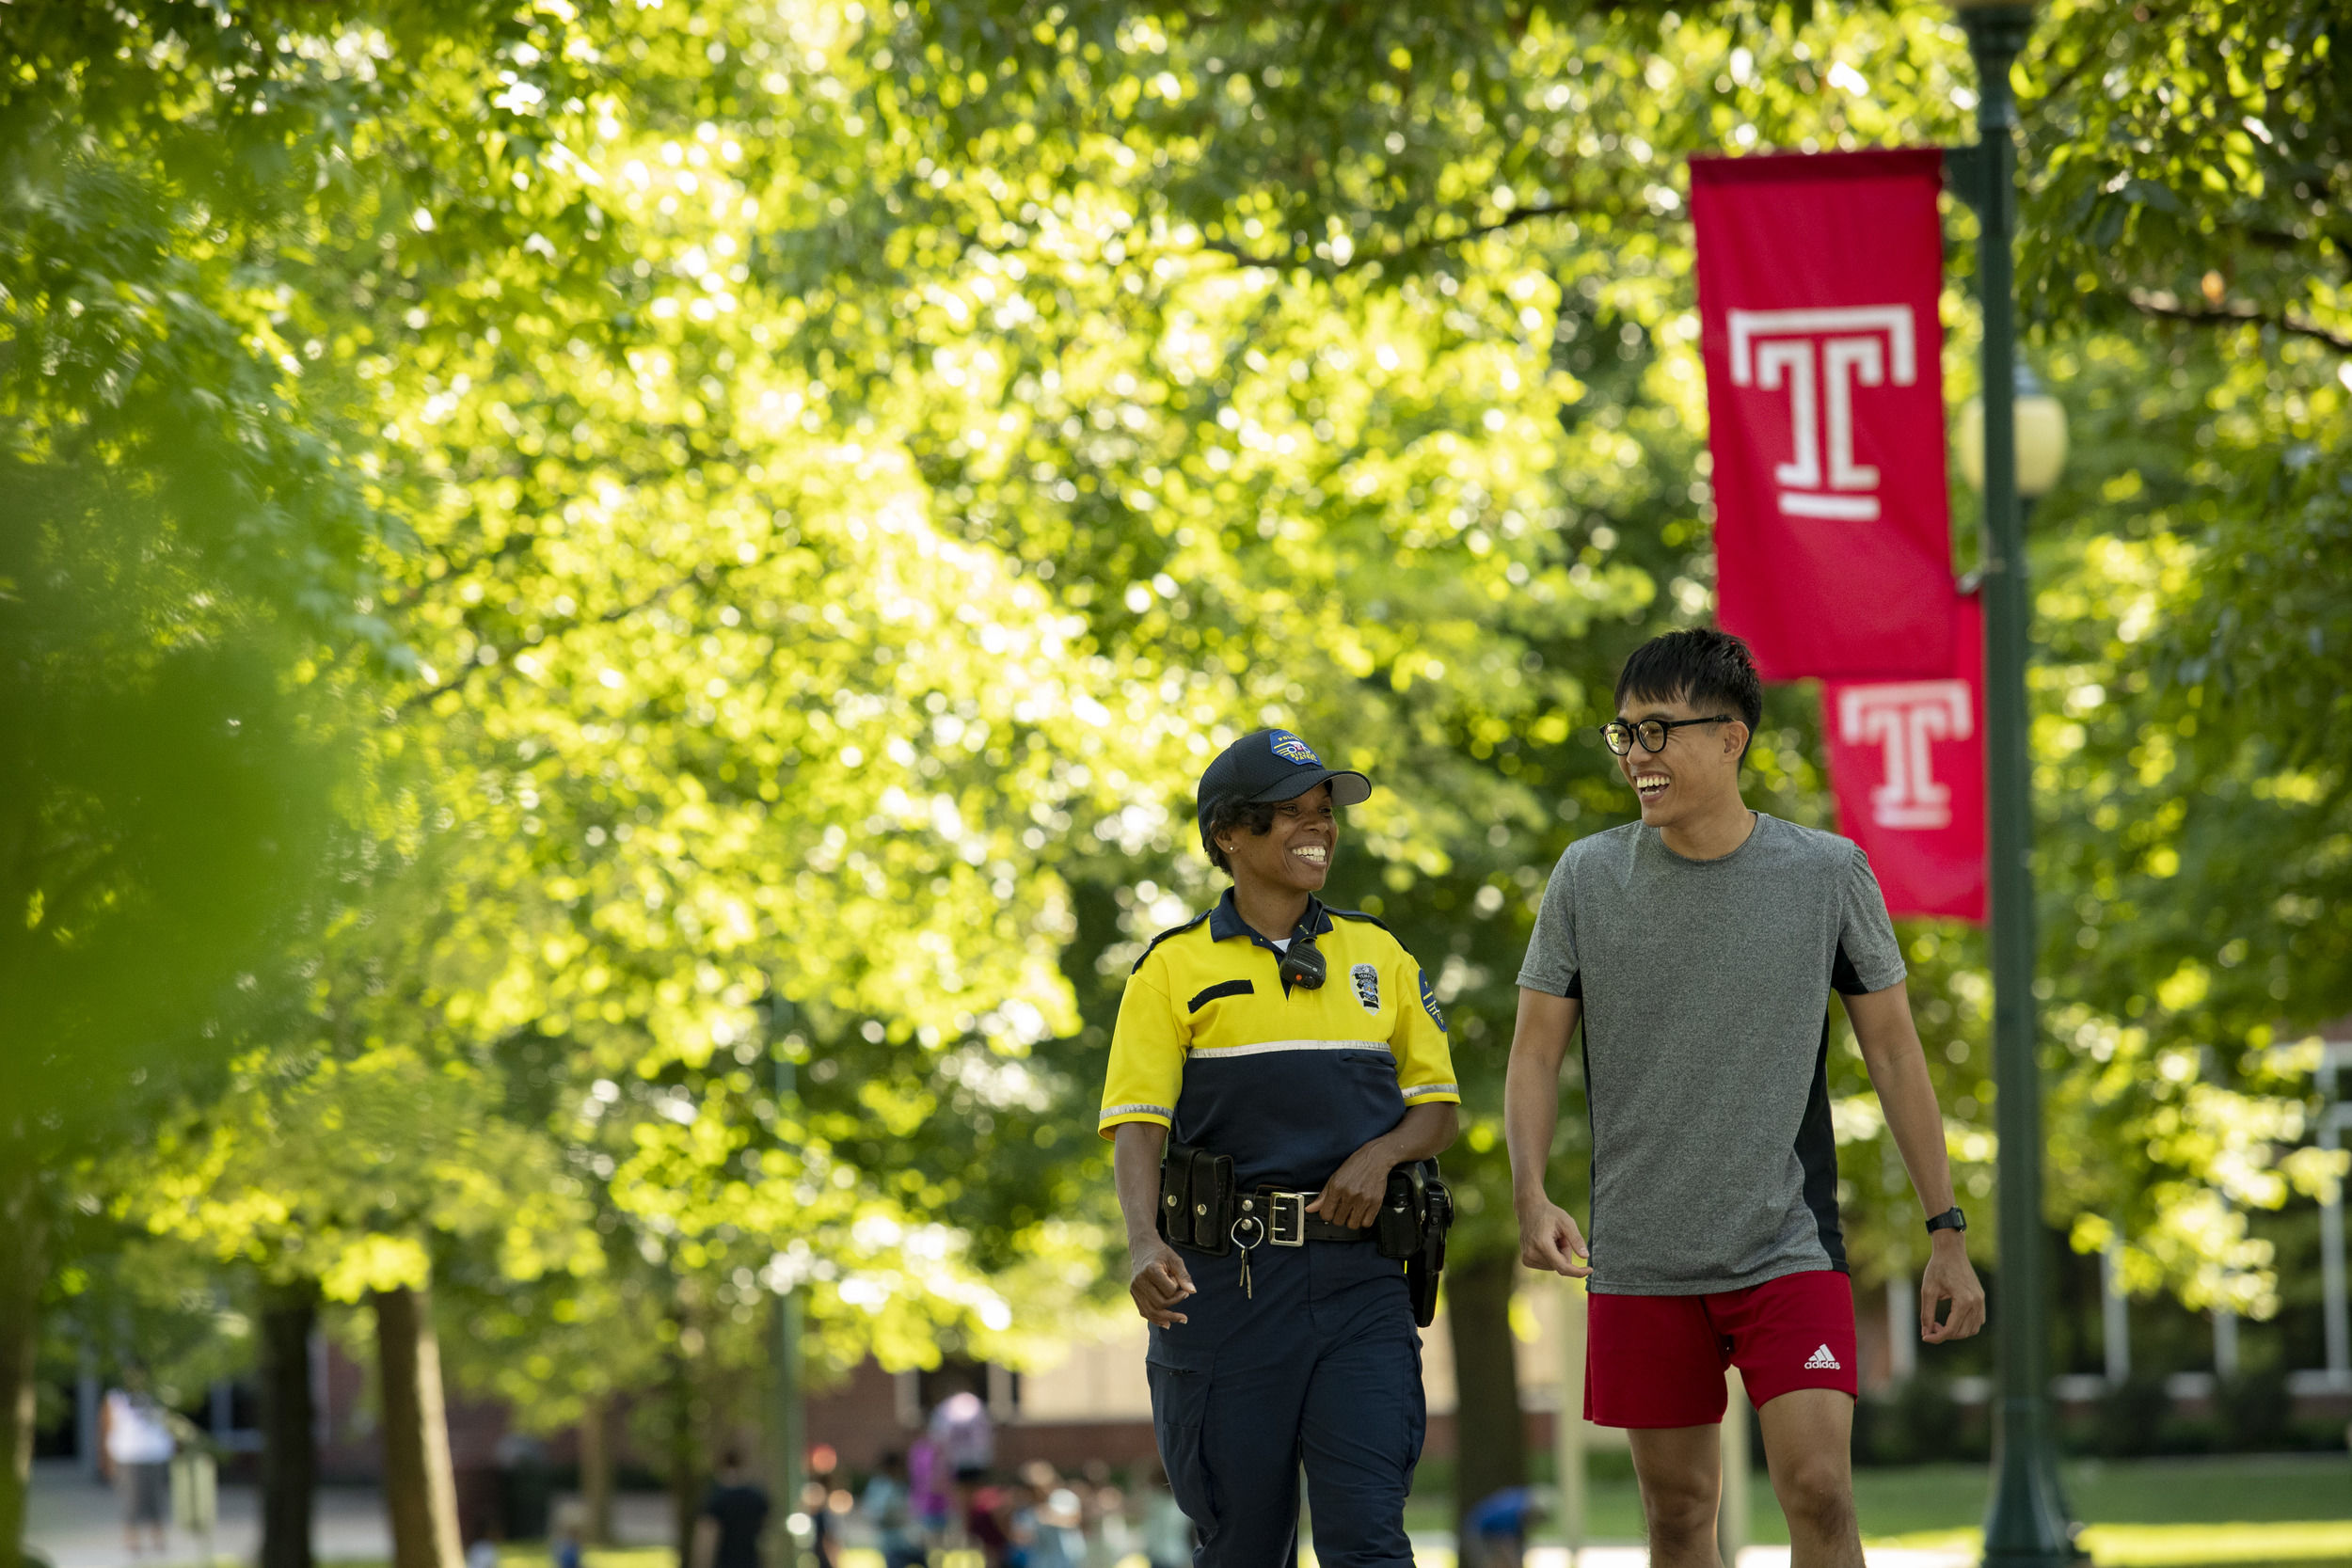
top-left (1195, 729), bottom-right (1373, 836)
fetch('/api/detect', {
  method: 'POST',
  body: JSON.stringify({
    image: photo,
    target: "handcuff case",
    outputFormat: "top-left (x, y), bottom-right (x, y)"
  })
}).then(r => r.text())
top-left (1157, 1141), bottom-right (1236, 1257)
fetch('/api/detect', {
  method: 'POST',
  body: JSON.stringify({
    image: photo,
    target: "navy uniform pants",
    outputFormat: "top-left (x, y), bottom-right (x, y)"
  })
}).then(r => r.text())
top-left (1145, 1241), bottom-right (1425, 1568)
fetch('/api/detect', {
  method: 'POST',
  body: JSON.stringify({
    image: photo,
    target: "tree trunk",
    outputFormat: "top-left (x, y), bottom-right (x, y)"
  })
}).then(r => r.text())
top-left (374, 1286), bottom-right (465, 1568)
top-left (0, 1164), bottom-right (47, 1568)
top-left (260, 1276), bottom-right (321, 1568)
top-left (1445, 1252), bottom-right (1530, 1547)
top-left (666, 1340), bottom-right (699, 1568)
top-left (579, 1396), bottom-right (614, 1546)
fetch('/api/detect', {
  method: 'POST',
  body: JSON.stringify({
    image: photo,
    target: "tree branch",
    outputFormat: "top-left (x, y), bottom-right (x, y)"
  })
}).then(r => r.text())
top-left (1200, 199), bottom-right (1638, 274)
top-left (2126, 290), bottom-right (2352, 354)
top-left (385, 527), bottom-right (547, 611)
top-left (393, 567), bottom-right (724, 717)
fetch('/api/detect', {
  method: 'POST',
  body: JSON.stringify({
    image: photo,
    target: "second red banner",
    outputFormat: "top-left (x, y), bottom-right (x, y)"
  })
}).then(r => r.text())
top-left (1820, 594), bottom-right (1987, 924)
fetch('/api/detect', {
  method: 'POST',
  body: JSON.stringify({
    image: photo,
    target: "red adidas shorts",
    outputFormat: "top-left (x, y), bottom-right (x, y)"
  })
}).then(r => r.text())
top-left (1585, 1269), bottom-right (1858, 1428)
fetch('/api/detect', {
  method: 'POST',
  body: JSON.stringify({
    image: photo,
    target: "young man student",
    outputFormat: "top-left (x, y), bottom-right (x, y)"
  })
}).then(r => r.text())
top-left (1503, 628), bottom-right (1986, 1568)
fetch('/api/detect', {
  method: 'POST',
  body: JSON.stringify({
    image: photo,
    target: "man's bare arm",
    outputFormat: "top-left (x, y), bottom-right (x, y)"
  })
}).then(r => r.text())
top-left (1845, 980), bottom-right (1987, 1341)
top-left (1504, 987), bottom-right (1590, 1276)
top-left (1112, 1121), bottom-right (1196, 1326)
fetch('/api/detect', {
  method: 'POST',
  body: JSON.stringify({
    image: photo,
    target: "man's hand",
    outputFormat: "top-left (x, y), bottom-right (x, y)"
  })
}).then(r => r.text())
top-left (1129, 1239), bottom-right (1197, 1327)
top-left (1516, 1192), bottom-right (1591, 1277)
top-left (1306, 1139), bottom-right (1394, 1230)
top-left (1920, 1233), bottom-right (1986, 1342)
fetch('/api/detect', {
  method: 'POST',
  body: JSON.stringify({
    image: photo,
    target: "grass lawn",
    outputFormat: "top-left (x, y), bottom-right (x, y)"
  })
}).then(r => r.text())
top-left (1840, 1455), bottom-right (2352, 1538)
top-left (1393, 1452), bottom-right (2352, 1556)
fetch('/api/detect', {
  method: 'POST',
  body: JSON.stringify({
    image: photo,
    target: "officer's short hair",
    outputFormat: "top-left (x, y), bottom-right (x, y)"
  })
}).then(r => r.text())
top-left (1614, 627), bottom-right (1763, 760)
top-left (1200, 796), bottom-right (1280, 874)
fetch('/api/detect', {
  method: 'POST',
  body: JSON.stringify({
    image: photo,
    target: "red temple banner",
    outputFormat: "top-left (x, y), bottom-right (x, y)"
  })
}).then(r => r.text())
top-left (1821, 594), bottom-right (1987, 924)
top-left (1692, 149), bottom-right (1956, 681)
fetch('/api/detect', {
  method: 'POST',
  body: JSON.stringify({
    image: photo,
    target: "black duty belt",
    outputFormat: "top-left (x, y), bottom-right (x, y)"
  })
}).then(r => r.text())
top-left (1236, 1188), bottom-right (1375, 1247)
top-left (1155, 1140), bottom-right (1451, 1321)
top-left (1157, 1145), bottom-right (1377, 1255)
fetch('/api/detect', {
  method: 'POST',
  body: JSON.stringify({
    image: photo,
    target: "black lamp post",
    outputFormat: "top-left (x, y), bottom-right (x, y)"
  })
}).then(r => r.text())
top-left (1947, 3), bottom-right (2082, 1563)
top-left (763, 987), bottom-right (809, 1567)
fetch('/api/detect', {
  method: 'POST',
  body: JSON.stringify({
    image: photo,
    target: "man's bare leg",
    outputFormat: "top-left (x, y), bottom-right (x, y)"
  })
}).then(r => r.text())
top-left (1626, 1425), bottom-right (1723, 1568)
top-left (1756, 1389), bottom-right (1863, 1568)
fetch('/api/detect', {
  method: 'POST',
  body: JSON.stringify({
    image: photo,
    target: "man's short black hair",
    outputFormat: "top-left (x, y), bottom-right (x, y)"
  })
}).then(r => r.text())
top-left (1614, 628), bottom-right (1764, 759)
top-left (1200, 796), bottom-right (1279, 873)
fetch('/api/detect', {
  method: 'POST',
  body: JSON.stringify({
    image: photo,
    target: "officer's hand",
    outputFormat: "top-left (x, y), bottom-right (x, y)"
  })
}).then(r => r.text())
top-left (1515, 1195), bottom-right (1591, 1278)
top-left (1306, 1141), bottom-right (1391, 1231)
top-left (1919, 1234), bottom-right (1986, 1342)
top-left (1129, 1241), bottom-right (1197, 1328)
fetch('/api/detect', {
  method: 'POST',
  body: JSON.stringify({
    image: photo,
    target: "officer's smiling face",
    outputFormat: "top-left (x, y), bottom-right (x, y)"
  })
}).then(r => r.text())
top-left (1220, 782), bottom-right (1337, 895)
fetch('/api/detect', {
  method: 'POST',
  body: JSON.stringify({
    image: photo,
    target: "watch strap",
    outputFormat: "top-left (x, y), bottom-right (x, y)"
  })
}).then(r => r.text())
top-left (1925, 1205), bottom-right (1967, 1235)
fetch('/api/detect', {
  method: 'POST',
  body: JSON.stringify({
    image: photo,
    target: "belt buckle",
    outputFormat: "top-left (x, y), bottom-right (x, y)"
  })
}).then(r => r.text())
top-left (1269, 1191), bottom-right (1309, 1247)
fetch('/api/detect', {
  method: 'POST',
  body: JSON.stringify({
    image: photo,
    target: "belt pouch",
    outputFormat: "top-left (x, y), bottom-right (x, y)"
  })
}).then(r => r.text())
top-left (1156, 1146), bottom-right (1192, 1249)
top-left (1188, 1147), bottom-right (1235, 1253)
top-left (1156, 1143), bottom-right (1234, 1257)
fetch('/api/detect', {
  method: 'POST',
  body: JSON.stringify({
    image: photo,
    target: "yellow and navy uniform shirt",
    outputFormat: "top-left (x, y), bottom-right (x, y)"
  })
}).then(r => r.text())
top-left (1099, 891), bottom-right (1459, 1193)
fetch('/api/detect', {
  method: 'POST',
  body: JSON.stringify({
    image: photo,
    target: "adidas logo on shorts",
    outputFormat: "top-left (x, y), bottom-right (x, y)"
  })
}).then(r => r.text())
top-left (1804, 1343), bottom-right (1842, 1370)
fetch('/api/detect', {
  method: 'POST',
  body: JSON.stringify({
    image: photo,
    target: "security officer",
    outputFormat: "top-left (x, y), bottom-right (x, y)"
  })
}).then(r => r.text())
top-left (1100, 728), bottom-right (1458, 1567)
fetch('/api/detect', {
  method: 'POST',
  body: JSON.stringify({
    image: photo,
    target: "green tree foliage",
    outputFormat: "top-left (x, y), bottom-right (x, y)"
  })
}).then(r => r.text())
top-left (8, 1), bottom-right (2350, 1550)
top-left (0, 4), bottom-right (399, 1546)
top-left (2018, 1), bottom-right (2352, 1308)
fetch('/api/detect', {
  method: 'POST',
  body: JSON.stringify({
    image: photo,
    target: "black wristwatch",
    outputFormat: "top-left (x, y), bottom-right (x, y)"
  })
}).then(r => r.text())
top-left (1925, 1206), bottom-right (1967, 1236)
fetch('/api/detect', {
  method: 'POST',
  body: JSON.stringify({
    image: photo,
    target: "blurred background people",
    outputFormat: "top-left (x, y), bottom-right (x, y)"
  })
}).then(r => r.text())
top-left (691, 1451), bottom-right (771, 1568)
top-left (550, 1499), bottom-right (587, 1568)
top-left (804, 1449), bottom-right (844, 1568)
top-left (929, 1388), bottom-right (993, 1483)
top-left (99, 1375), bottom-right (176, 1557)
top-left (1462, 1483), bottom-right (1546, 1568)
top-left (907, 1433), bottom-right (951, 1552)
top-left (1078, 1465), bottom-right (1128, 1568)
top-left (960, 1473), bottom-right (1014, 1568)
top-left (1136, 1460), bottom-right (1192, 1568)
top-left (861, 1449), bottom-right (925, 1568)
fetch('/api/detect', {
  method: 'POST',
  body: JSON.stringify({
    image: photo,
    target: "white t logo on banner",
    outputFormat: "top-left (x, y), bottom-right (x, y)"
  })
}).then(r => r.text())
top-left (1836, 680), bottom-right (1973, 829)
top-left (1727, 306), bottom-right (1917, 522)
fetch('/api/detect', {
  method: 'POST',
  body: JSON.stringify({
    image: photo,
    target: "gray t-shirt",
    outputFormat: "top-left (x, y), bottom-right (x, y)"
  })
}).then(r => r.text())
top-left (1517, 813), bottom-right (1905, 1294)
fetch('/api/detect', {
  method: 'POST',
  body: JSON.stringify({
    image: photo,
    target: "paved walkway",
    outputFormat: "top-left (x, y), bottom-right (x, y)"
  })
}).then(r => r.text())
top-left (22, 1463), bottom-right (675, 1568)
top-left (25, 1462), bottom-right (1977, 1568)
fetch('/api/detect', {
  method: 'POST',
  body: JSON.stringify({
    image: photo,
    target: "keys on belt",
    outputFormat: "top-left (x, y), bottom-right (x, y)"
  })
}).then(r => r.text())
top-left (1225, 1188), bottom-right (1380, 1302)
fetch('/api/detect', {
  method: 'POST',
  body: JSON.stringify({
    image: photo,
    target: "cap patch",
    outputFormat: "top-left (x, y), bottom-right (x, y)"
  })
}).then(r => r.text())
top-left (1269, 731), bottom-right (1320, 767)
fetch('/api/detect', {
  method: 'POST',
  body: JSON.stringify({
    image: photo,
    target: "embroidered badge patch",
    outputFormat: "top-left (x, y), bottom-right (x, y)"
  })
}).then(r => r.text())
top-left (1351, 962), bottom-right (1381, 1013)
top-left (1268, 730), bottom-right (1320, 767)
top-left (1418, 968), bottom-right (1446, 1031)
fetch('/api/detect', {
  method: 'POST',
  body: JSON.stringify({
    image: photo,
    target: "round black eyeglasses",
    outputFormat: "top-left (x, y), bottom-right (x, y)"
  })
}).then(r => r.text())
top-left (1602, 715), bottom-right (1734, 756)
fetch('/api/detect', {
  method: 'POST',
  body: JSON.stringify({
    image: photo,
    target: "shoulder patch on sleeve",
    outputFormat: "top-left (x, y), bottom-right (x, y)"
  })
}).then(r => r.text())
top-left (1130, 910), bottom-right (1211, 974)
top-left (1418, 967), bottom-right (1447, 1031)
